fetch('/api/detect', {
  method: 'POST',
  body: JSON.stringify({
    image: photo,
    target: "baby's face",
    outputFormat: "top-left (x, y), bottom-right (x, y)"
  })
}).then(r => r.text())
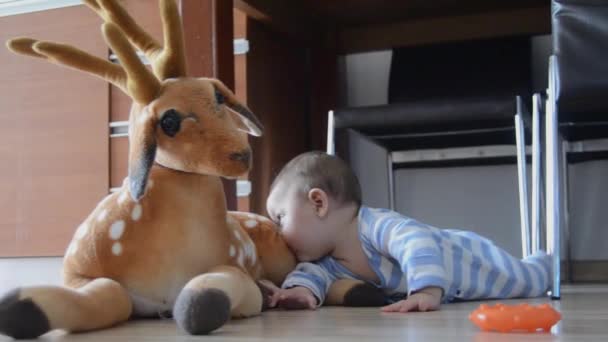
top-left (266, 182), bottom-right (333, 262)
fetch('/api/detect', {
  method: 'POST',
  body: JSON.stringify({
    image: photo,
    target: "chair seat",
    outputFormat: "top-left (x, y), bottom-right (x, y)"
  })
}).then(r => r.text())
top-left (560, 121), bottom-right (608, 141)
top-left (374, 128), bottom-right (521, 151)
top-left (333, 96), bottom-right (519, 137)
top-left (553, 0), bottom-right (608, 122)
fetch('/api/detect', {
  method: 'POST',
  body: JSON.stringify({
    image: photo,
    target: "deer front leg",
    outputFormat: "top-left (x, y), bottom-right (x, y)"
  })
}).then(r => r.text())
top-left (0, 277), bottom-right (132, 339)
top-left (326, 279), bottom-right (386, 307)
top-left (173, 265), bottom-right (262, 335)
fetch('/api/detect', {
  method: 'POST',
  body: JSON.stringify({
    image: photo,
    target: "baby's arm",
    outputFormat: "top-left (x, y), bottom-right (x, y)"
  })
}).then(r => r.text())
top-left (369, 215), bottom-right (449, 312)
top-left (382, 286), bottom-right (442, 313)
top-left (273, 286), bottom-right (318, 310)
top-left (277, 261), bottom-right (336, 310)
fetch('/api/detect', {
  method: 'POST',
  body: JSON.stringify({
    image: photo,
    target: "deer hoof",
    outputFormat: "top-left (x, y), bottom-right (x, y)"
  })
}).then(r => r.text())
top-left (173, 288), bottom-right (231, 335)
top-left (0, 288), bottom-right (51, 339)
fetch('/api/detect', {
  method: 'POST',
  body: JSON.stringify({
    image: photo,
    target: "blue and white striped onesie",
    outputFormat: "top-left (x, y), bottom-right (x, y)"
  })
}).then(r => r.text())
top-left (282, 206), bottom-right (552, 305)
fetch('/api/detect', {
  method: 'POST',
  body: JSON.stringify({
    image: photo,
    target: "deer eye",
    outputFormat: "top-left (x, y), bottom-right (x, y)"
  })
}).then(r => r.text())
top-left (160, 109), bottom-right (182, 137)
top-left (215, 88), bottom-right (225, 105)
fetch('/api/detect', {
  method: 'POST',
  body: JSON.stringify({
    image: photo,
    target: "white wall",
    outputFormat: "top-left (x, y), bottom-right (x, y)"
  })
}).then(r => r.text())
top-left (0, 257), bottom-right (63, 294)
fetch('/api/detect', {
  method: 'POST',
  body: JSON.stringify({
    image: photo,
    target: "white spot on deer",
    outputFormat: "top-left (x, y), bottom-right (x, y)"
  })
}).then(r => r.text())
top-left (147, 179), bottom-right (154, 190)
top-left (112, 242), bottom-right (123, 256)
top-left (243, 239), bottom-right (257, 265)
top-left (137, 113), bottom-right (148, 125)
top-left (74, 223), bottom-right (89, 240)
top-left (66, 241), bottom-right (78, 256)
top-left (131, 204), bottom-right (143, 221)
top-left (97, 209), bottom-right (108, 222)
top-left (247, 214), bottom-right (256, 219)
top-left (229, 245), bottom-right (236, 257)
top-left (233, 229), bottom-right (242, 241)
top-left (244, 220), bottom-right (258, 229)
top-left (118, 190), bottom-right (129, 204)
top-left (237, 250), bottom-right (246, 268)
top-left (109, 220), bottom-right (126, 240)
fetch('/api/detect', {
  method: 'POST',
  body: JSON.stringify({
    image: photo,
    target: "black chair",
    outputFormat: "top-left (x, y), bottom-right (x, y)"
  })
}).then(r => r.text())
top-left (328, 36), bottom-right (540, 262)
top-left (544, 0), bottom-right (608, 299)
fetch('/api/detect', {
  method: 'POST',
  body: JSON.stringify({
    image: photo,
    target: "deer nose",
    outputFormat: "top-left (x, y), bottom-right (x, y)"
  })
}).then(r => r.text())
top-left (230, 150), bottom-right (251, 165)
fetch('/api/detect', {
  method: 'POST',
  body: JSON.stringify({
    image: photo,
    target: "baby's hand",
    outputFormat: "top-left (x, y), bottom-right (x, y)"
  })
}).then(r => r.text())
top-left (381, 287), bottom-right (442, 313)
top-left (256, 279), bottom-right (283, 310)
top-left (276, 286), bottom-right (318, 310)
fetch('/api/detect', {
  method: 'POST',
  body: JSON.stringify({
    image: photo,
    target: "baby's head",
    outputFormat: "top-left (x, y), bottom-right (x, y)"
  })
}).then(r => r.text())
top-left (266, 151), bottom-right (361, 262)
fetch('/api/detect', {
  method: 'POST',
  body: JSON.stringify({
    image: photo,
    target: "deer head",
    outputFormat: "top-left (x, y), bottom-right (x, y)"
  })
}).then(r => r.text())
top-left (6, 0), bottom-right (262, 201)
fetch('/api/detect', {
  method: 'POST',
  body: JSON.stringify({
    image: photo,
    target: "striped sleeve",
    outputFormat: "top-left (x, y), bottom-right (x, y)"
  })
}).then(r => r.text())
top-left (281, 261), bottom-right (336, 306)
top-left (369, 212), bottom-right (449, 297)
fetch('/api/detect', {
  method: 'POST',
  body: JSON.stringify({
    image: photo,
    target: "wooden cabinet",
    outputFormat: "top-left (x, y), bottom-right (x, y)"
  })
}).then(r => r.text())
top-left (0, 6), bottom-right (109, 256)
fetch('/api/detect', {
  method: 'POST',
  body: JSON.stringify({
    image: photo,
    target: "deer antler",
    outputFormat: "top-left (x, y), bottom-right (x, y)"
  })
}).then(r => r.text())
top-left (6, 22), bottom-right (161, 105)
top-left (83, 0), bottom-right (187, 80)
top-left (7, 37), bottom-right (128, 93)
top-left (102, 23), bottom-right (161, 104)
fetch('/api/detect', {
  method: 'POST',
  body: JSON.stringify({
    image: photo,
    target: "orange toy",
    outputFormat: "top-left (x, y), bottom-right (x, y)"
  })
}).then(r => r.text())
top-left (469, 303), bottom-right (561, 333)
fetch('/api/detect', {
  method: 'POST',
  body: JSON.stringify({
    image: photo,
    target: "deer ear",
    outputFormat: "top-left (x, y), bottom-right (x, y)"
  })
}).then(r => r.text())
top-left (226, 105), bottom-right (263, 137)
top-left (128, 106), bottom-right (158, 201)
top-left (211, 79), bottom-right (263, 137)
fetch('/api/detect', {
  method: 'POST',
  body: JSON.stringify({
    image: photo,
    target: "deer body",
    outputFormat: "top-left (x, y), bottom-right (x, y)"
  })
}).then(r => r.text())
top-left (64, 165), bottom-right (261, 318)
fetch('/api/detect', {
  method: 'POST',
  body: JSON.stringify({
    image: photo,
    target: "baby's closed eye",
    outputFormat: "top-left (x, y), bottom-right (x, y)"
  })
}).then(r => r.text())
top-left (274, 213), bottom-right (285, 229)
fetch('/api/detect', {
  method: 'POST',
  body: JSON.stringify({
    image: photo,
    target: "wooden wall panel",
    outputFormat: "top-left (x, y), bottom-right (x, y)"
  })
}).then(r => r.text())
top-left (246, 19), bottom-right (310, 215)
top-left (0, 5), bottom-right (109, 256)
top-left (182, 0), bottom-right (238, 210)
top-left (234, 8), bottom-right (250, 212)
top-left (309, 35), bottom-right (339, 152)
top-left (338, 6), bottom-right (551, 53)
top-left (110, 86), bottom-right (131, 123)
top-left (110, 137), bottom-right (129, 189)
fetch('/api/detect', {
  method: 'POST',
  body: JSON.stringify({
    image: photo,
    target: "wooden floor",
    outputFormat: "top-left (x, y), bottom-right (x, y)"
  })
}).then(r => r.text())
top-left (4, 285), bottom-right (608, 341)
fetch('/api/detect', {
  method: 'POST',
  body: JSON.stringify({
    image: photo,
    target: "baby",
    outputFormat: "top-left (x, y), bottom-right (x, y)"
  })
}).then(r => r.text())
top-left (265, 151), bottom-right (551, 312)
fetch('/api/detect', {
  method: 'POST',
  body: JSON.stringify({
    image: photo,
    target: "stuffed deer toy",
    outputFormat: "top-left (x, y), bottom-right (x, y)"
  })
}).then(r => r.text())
top-left (0, 0), bottom-right (304, 338)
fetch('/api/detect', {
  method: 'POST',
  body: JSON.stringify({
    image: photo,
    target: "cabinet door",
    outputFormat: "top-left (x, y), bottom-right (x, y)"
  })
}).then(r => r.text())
top-left (0, 5), bottom-right (109, 256)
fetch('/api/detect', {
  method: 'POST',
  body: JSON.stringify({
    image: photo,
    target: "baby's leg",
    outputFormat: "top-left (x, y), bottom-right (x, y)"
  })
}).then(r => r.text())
top-left (520, 251), bottom-right (552, 296)
top-left (451, 230), bottom-right (551, 300)
top-left (488, 249), bottom-right (551, 299)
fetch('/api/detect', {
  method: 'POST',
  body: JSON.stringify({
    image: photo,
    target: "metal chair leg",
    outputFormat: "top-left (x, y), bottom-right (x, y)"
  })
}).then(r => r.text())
top-left (532, 94), bottom-right (543, 253)
top-left (515, 99), bottom-right (531, 259)
top-left (561, 138), bottom-right (571, 283)
top-left (327, 110), bottom-right (335, 155)
top-left (546, 57), bottom-right (561, 299)
top-left (388, 154), bottom-right (395, 211)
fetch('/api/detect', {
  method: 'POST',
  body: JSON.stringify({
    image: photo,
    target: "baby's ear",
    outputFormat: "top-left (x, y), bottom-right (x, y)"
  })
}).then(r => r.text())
top-left (308, 188), bottom-right (329, 218)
